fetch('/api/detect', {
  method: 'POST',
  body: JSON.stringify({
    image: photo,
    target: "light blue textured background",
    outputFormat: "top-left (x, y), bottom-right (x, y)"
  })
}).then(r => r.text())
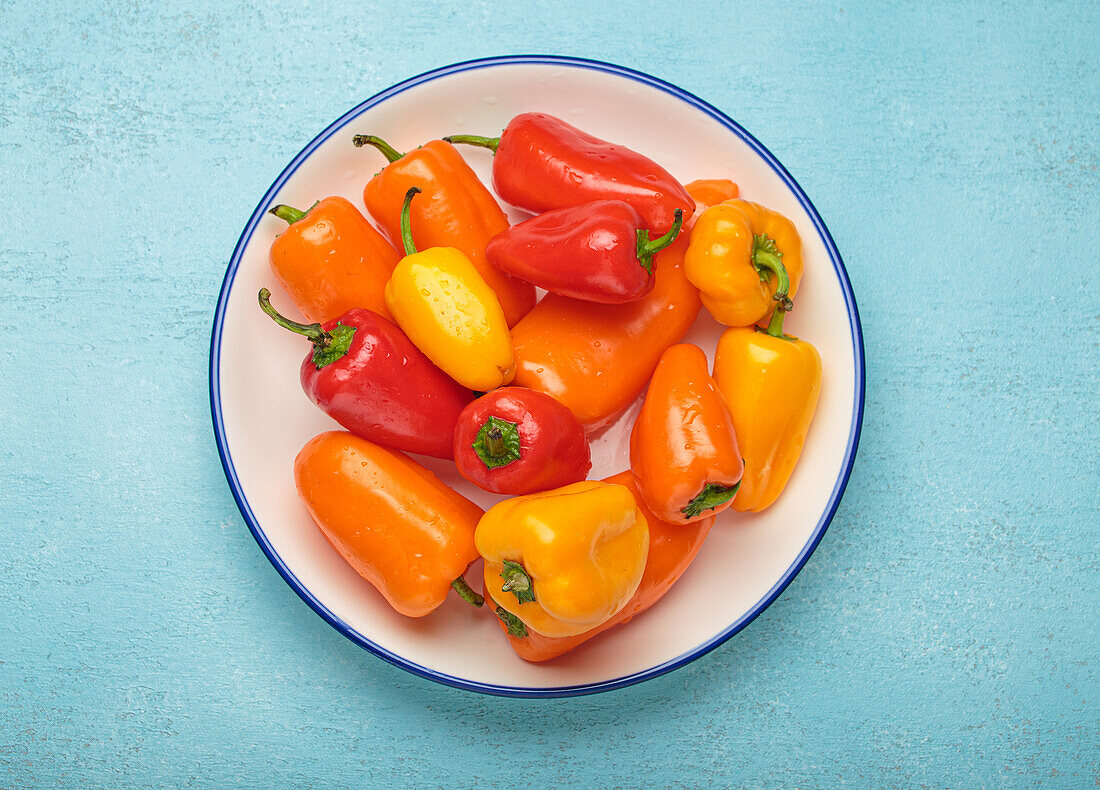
top-left (1, 1), bottom-right (1097, 786)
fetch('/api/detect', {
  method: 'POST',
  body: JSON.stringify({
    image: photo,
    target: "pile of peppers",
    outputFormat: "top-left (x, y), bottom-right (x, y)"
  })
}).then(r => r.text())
top-left (256, 112), bottom-right (823, 658)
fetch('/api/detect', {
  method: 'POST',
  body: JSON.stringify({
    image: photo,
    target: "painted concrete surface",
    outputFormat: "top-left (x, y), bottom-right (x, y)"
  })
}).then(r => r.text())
top-left (0, 1), bottom-right (1096, 786)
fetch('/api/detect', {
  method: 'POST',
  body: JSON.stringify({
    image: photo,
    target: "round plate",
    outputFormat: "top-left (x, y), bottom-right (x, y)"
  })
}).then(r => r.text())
top-left (210, 55), bottom-right (864, 697)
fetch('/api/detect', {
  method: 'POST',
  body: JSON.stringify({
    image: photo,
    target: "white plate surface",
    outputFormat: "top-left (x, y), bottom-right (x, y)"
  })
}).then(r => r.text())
top-left (211, 57), bottom-right (863, 696)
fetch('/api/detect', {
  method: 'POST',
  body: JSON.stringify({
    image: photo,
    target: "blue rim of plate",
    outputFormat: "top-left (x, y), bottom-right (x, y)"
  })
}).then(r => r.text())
top-left (210, 54), bottom-right (865, 698)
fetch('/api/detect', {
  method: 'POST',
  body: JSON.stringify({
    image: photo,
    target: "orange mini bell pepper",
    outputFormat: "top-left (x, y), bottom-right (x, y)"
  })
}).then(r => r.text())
top-left (294, 431), bottom-right (484, 618)
top-left (685, 199), bottom-right (804, 327)
top-left (267, 196), bottom-right (399, 323)
top-left (630, 343), bottom-right (745, 524)
top-left (713, 304), bottom-right (822, 513)
top-left (509, 229), bottom-right (701, 430)
top-left (491, 471), bottom-right (714, 662)
top-left (353, 134), bottom-right (536, 326)
top-left (684, 178), bottom-right (739, 211)
top-left (476, 481), bottom-right (649, 638)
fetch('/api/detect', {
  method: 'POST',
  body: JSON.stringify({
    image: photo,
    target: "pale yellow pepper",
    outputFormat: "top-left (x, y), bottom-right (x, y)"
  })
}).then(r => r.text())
top-left (384, 187), bottom-right (515, 391)
top-left (476, 481), bottom-right (650, 638)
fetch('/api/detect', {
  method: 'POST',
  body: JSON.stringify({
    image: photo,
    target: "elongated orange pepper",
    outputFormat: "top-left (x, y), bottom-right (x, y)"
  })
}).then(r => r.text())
top-left (630, 343), bottom-right (745, 524)
top-left (267, 196), bottom-right (399, 323)
top-left (491, 471), bottom-right (714, 662)
top-left (684, 178), bottom-right (739, 211)
top-left (713, 305), bottom-right (822, 512)
top-left (685, 199), bottom-right (804, 327)
top-left (294, 431), bottom-right (484, 618)
top-left (509, 229), bottom-right (701, 430)
top-left (353, 135), bottom-right (536, 326)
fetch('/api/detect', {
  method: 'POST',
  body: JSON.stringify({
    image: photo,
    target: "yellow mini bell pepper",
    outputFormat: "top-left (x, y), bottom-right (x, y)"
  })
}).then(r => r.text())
top-left (712, 303), bottom-right (822, 513)
top-left (384, 187), bottom-right (515, 392)
top-left (685, 199), bottom-right (804, 327)
top-left (476, 481), bottom-right (650, 638)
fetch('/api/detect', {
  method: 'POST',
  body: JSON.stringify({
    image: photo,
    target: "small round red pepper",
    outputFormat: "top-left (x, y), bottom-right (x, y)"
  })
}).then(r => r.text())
top-left (486, 200), bottom-right (684, 304)
top-left (452, 387), bottom-right (591, 495)
top-left (445, 112), bottom-right (694, 234)
top-left (258, 289), bottom-right (472, 459)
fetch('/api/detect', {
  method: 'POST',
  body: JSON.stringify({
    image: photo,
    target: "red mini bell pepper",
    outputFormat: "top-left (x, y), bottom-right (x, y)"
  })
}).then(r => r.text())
top-left (486, 200), bottom-right (684, 304)
top-left (445, 112), bottom-right (694, 234)
top-left (452, 387), bottom-right (591, 495)
top-left (258, 288), bottom-right (471, 459)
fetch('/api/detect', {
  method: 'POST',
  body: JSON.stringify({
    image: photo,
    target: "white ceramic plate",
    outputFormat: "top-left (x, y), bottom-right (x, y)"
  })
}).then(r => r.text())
top-left (211, 56), bottom-right (864, 697)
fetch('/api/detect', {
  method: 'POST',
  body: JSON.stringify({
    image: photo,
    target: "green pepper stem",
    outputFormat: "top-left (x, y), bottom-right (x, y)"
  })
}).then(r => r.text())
top-left (268, 204), bottom-right (307, 225)
top-left (442, 134), bottom-right (500, 153)
top-left (495, 605), bottom-right (528, 638)
top-left (400, 187), bottom-right (421, 255)
top-left (351, 134), bottom-right (404, 162)
top-left (681, 481), bottom-right (742, 519)
top-left (500, 560), bottom-right (535, 604)
top-left (764, 300), bottom-right (789, 338)
top-left (257, 288), bottom-right (328, 347)
top-left (451, 576), bottom-right (484, 607)
top-left (635, 208), bottom-right (684, 273)
top-left (485, 426), bottom-right (505, 458)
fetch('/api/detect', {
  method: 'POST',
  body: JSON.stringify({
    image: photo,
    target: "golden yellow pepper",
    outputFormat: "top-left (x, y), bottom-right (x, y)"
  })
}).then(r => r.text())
top-left (384, 187), bottom-right (515, 391)
top-left (685, 199), bottom-right (804, 327)
top-left (476, 481), bottom-right (650, 638)
top-left (712, 303), bottom-right (822, 513)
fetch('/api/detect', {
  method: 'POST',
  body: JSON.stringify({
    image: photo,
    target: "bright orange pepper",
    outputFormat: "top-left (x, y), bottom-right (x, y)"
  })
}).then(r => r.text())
top-left (630, 343), bottom-right (745, 524)
top-left (684, 178), bottom-right (739, 210)
top-left (713, 308), bottom-right (822, 512)
top-left (294, 431), bottom-right (484, 618)
top-left (685, 199), bottom-right (804, 327)
top-left (267, 196), bottom-right (399, 323)
top-left (353, 135), bottom-right (536, 326)
top-left (509, 230), bottom-right (701, 430)
top-left (490, 471), bottom-right (714, 662)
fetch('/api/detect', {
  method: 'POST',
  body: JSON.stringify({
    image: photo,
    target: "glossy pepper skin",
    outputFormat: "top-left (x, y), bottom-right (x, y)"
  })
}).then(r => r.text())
top-left (486, 200), bottom-right (684, 304)
top-left (353, 135), bottom-right (535, 326)
top-left (385, 188), bottom-right (515, 392)
top-left (452, 387), bottom-right (591, 495)
top-left (445, 112), bottom-right (694, 234)
top-left (684, 178), bottom-right (739, 211)
top-left (713, 311), bottom-right (822, 513)
top-left (685, 199), bottom-right (804, 327)
top-left (267, 196), bottom-right (400, 324)
top-left (258, 289), bottom-right (471, 459)
top-left (630, 343), bottom-right (745, 524)
top-left (476, 481), bottom-right (649, 638)
top-left (294, 431), bottom-right (484, 617)
top-left (509, 229), bottom-right (701, 430)
top-left (491, 471), bottom-right (714, 662)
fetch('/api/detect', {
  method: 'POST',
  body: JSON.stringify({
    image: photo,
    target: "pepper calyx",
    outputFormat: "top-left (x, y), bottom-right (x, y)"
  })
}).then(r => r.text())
top-left (681, 480), bottom-right (742, 519)
top-left (472, 416), bottom-right (521, 470)
top-left (495, 605), bottom-right (528, 638)
top-left (500, 560), bottom-right (535, 604)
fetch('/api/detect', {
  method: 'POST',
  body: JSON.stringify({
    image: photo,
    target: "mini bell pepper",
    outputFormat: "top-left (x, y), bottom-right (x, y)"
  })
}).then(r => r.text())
top-left (509, 229), bottom-right (701, 430)
top-left (491, 471), bottom-right (714, 661)
top-left (685, 199), bottom-right (804, 327)
top-left (713, 304), bottom-right (822, 512)
top-left (353, 134), bottom-right (535, 326)
top-left (630, 343), bottom-right (745, 524)
top-left (267, 196), bottom-right (400, 323)
top-left (476, 481), bottom-right (649, 638)
top-left (486, 200), bottom-right (684, 304)
top-left (684, 178), bottom-right (739, 210)
top-left (295, 431), bottom-right (484, 618)
top-left (445, 112), bottom-right (694, 234)
top-left (384, 187), bottom-right (515, 392)
top-left (453, 387), bottom-right (591, 495)
top-left (258, 289), bottom-right (471, 459)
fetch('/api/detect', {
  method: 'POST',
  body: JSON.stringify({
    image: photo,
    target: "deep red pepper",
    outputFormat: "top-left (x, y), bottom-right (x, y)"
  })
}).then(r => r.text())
top-left (445, 113), bottom-right (694, 234)
top-left (486, 200), bottom-right (684, 304)
top-left (452, 387), bottom-right (591, 495)
top-left (258, 289), bottom-right (471, 459)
